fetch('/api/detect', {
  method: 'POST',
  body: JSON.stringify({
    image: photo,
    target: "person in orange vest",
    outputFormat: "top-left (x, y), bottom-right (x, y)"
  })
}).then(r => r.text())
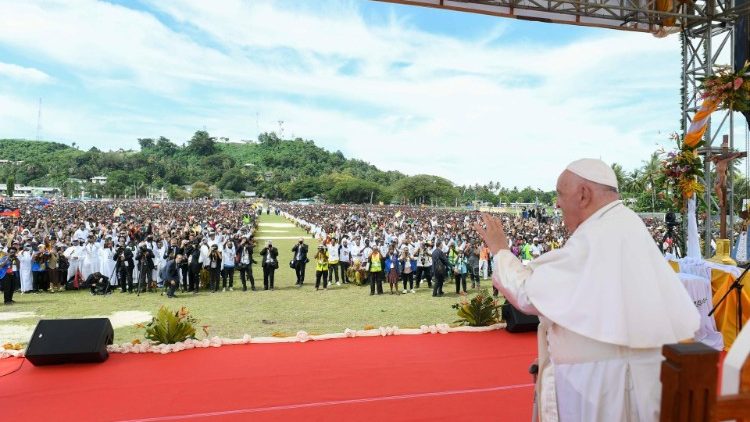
top-left (479, 243), bottom-right (490, 280)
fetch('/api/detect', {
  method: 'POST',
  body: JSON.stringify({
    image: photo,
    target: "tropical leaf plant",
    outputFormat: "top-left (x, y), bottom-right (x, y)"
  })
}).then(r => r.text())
top-left (451, 290), bottom-right (501, 327)
top-left (143, 306), bottom-right (198, 344)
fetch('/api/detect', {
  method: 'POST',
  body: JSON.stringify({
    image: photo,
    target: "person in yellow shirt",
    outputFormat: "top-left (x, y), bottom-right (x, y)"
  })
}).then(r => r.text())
top-left (314, 244), bottom-right (329, 290)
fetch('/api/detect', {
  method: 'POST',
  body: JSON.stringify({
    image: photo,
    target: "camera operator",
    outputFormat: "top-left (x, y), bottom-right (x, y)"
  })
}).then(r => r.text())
top-left (135, 242), bottom-right (155, 292)
top-left (260, 240), bottom-right (279, 290)
top-left (163, 254), bottom-right (182, 298)
top-left (236, 237), bottom-right (256, 291)
top-left (114, 238), bottom-right (134, 293)
top-left (87, 272), bottom-right (111, 295)
top-left (178, 240), bottom-right (190, 292)
top-left (206, 244), bottom-right (222, 293)
top-left (186, 240), bottom-right (202, 293)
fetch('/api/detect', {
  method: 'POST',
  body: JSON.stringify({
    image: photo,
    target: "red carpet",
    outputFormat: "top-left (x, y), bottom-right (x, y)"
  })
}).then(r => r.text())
top-left (0, 330), bottom-right (537, 421)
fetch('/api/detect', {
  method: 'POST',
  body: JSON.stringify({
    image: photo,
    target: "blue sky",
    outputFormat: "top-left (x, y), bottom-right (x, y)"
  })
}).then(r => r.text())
top-left (0, 0), bottom-right (690, 189)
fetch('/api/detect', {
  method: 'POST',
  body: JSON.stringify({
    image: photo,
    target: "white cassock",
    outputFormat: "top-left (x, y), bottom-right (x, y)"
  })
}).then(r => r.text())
top-left (80, 242), bottom-right (100, 279)
top-left (98, 247), bottom-right (116, 285)
top-left (63, 246), bottom-right (80, 282)
top-left (18, 251), bottom-right (33, 292)
top-left (493, 200), bottom-right (700, 422)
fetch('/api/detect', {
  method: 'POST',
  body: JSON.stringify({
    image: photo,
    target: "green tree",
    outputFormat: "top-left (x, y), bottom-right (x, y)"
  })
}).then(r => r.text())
top-left (187, 131), bottom-right (217, 156)
top-left (191, 181), bottom-right (211, 199)
top-left (6, 176), bottom-right (14, 197)
top-left (327, 176), bottom-right (383, 204)
top-left (393, 175), bottom-right (459, 205)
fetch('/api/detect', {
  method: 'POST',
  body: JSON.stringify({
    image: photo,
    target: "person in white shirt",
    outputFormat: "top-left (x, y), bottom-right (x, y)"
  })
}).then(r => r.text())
top-left (18, 245), bottom-right (33, 293)
top-left (531, 238), bottom-right (543, 258)
top-left (63, 239), bottom-right (82, 285)
top-left (339, 238), bottom-right (352, 284)
top-left (221, 239), bottom-right (236, 291)
top-left (73, 223), bottom-right (89, 242)
top-left (327, 238), bottom-right (341, 285)
top-left (475, 158), bottom-right (699, 422)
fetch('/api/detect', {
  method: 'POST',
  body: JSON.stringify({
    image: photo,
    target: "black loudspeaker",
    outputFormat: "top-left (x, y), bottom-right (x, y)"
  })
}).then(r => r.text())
top-left (26, 318), bottom-right (114, 366)
top-left (503, 303), bottom-right (539, 333)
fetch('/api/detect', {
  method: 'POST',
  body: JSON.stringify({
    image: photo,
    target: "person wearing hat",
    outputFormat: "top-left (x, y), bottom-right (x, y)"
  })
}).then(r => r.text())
top-left (291, 237), bottom-right (309, 286)
top-left (474, 158), bottom-right (699, 421)
top-left (259, 240), bottom-right (279, 290)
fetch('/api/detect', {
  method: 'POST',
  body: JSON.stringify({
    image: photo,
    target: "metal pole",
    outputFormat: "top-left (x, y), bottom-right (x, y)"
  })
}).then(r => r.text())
top-left (704, 24), bottom-right (714, 258)
top-left (729, 25), bottom-right (736, 249)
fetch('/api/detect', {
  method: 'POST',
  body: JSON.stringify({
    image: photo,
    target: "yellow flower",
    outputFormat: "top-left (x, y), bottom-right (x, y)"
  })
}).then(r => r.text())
top-left (131, 339), bottom-right (141, 345)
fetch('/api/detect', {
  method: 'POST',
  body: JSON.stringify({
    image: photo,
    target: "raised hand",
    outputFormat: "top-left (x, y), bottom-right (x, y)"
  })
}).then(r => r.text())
top-left (473, 213), bottom-right (509, 256)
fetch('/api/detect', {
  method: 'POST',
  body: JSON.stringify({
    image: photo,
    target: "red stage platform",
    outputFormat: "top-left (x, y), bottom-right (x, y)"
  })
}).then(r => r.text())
top-left (0, 330), bottom-right (536, 421)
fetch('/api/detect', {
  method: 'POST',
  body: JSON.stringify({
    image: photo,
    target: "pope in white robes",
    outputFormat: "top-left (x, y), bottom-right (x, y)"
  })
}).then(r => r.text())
top-left (475, 158), bottom-right (700, 422)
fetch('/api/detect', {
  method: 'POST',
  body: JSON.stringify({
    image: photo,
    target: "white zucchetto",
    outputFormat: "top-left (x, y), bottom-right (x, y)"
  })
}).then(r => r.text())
top-left (565, 158), bottom-right (618, 190)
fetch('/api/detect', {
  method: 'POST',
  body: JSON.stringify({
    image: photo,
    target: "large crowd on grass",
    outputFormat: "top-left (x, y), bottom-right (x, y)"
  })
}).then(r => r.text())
top-left (0, 198), bottom-right (676, 304)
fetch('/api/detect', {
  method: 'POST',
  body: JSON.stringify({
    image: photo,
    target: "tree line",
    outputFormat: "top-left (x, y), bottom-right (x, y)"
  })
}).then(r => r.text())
top-left (5, 131), bottom-right (739, 211)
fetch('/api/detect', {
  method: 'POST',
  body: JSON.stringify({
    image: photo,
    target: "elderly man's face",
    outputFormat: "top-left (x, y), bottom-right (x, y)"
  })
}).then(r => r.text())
top-left (556, 170), bottom-right (585, 233)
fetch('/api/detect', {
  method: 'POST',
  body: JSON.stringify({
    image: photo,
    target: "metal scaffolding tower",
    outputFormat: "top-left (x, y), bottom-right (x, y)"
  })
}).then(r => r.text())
top-left (377, 0), bottom-right (748, 255)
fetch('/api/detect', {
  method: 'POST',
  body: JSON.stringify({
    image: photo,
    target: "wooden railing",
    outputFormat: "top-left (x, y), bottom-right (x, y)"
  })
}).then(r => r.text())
top-left (661, 343), bottom-right (750, 421)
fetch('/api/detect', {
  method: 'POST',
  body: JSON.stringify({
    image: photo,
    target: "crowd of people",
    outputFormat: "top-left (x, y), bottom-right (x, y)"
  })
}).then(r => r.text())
top-left (0, 197), bottom-right (682, 305)
top-left (277, 203), bottom-right (569, 296)
top-left (0, 198), bottom-right (259, 305)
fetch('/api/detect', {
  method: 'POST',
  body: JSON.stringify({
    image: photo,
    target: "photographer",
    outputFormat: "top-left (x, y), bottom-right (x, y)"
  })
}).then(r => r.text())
top-left (187, 240), bottom-right (202, 293)
top-left (114, 240), bottom-right (134, 293)
top-left (163, 254), bottom-right (182, 298)
top-left (221, 239), bottom-right (236, 292)
top-left (135, 243), bottom-right (155, 292)
top-left (291, 237), bottom-right (308, 286)
top-left (206, 244), bottom-right (222, 292)
top-left (260, 240), bottom-right (279, 290)
top-left (236, 237), bottom-right (256, 291)
top-left (87, 272), bottom-right (111, 295)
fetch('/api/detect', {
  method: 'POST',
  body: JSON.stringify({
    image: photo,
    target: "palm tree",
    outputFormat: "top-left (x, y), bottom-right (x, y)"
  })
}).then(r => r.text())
top-left (640, 152), bottom-right (662, 212)
top-left (611, 163), bottom-right (627, 191)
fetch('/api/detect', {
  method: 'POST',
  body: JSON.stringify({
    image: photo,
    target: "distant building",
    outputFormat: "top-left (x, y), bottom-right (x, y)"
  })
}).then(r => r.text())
top-left (0, 184), bottom-right (60, 197)
top-left (240, 191), bottom-right (257, 198)
top-left (0, 160), bottom-right (24, 165)
top-left (91, 176), bottom-right (108, 185)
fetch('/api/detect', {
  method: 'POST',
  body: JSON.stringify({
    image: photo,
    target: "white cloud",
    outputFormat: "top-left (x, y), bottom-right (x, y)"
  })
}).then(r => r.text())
top-left (0, 62), bottom-right (52, 83)
top-left (0, 0), bottom-right (695, 189)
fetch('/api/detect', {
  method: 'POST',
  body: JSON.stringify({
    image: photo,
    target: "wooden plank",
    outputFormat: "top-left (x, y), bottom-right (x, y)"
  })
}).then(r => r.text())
top-left (716, 393), bottom-right (750, 421)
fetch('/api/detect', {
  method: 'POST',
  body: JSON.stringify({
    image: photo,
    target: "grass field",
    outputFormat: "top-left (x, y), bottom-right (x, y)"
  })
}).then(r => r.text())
top-left (0, 214), bottom-right (486, 345)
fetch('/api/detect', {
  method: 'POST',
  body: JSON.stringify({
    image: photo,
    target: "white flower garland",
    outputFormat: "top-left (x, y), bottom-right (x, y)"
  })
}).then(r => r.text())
top-left (0, 323), bottom-right (506, 358)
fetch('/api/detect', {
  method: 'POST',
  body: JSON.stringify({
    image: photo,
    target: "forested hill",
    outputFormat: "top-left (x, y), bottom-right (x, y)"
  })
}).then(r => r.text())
top-left (0, 132), bottom-right (402, 202)
top-left (0, 131), bottom-right (552, 205)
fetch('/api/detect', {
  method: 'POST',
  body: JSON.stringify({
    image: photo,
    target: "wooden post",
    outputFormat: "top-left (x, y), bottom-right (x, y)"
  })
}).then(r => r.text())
top-left (660, 343), bottom-right (719, 422)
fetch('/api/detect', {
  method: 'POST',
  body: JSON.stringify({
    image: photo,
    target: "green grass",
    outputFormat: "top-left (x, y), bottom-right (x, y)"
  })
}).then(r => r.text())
top-left (0, 214), bottom-right (484, 345)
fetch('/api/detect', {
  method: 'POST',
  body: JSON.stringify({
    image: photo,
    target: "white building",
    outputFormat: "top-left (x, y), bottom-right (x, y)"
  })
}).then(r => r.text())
top-left (91, 176), bottom-right (108, 185)
top-left (0, 184), bottom-right (60, 197)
